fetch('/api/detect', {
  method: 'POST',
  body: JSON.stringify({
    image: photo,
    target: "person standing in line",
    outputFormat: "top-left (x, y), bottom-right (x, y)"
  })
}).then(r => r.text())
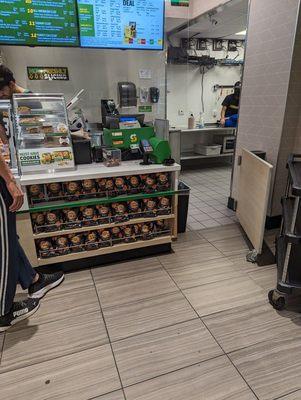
top-left (0, 66), bottom-right (64, 331)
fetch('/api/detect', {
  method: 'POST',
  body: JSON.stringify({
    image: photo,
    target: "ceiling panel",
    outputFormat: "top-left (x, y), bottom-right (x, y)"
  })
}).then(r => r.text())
top-left (168, 0), bottom-right (249, 40)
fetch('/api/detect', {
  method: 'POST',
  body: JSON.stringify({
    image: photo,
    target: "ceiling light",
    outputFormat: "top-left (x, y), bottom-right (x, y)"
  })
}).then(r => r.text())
top-left (235, 30), bottom-right (247, 35)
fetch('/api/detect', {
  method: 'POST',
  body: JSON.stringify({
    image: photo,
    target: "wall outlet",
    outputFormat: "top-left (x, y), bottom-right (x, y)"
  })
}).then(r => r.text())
top-left (178, 109), bottom-right (184, 116)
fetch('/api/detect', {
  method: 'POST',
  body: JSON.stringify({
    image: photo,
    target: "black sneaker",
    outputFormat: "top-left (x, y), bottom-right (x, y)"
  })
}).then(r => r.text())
top-left (28, 271), bottom-right (65, 300)
top-left (0, 298), bottom-right (40, 332)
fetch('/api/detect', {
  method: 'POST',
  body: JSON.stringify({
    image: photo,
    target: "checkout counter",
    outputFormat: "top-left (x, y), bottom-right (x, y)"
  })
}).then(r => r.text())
top-left (1, 94), bottom-right (181, 270)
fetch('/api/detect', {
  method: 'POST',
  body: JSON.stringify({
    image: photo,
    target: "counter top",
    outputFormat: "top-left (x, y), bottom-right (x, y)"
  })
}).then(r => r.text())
top-left (19, 161), bottom-right (181, 185)
top-left (171, 126), bottom-right (236, 134)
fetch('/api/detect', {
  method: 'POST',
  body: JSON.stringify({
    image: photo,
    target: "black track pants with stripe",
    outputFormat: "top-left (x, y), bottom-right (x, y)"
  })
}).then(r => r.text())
top-left (0, 178), bottom-right (36, 316)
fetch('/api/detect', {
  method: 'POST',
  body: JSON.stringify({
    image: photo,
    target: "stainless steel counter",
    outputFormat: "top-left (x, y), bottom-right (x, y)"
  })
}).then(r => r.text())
top-left (169, 126), bottom-right (236, 164)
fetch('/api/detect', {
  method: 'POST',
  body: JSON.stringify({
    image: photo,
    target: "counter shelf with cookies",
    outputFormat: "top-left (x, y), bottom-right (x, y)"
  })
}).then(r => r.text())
top-left (16, 161), bottom-right (181, 268)
top-left (30, 197), bottom-right (173, 236)
top-left (36, 220), bottom-right (172, 264)
top-left (26, 173), bottom-right (172, 207)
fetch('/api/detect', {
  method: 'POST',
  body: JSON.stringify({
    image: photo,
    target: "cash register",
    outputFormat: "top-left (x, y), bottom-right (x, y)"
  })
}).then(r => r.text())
top-left (101, 98), bottom-right (172, 164)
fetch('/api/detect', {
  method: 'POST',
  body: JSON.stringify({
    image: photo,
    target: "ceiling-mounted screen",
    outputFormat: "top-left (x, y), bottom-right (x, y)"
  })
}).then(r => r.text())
top-left (0, 0), bottom-right (79, 47)
top-left (78, 0), bottom-right (164, 50)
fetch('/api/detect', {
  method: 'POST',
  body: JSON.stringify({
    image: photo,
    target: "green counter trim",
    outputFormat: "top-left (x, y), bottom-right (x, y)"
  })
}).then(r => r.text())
top-left (19, 190), bottom-right (177, 214)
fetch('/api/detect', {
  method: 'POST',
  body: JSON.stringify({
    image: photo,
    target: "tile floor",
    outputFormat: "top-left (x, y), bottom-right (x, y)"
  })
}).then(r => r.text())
top-left (182, 166), bottom-right (237, 230)
top-left (1, 166), bottom-right (300, 400)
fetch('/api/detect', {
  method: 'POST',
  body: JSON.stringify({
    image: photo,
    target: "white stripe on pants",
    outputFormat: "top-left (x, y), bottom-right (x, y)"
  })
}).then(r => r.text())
top-left (0, 192), bottom-right (8, 316)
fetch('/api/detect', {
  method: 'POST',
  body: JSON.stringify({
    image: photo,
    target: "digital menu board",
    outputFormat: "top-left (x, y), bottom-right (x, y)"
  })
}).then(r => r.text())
top-left (0, 0), bottom-right (79, 46)
top-left (78, 0), bottom-right (164, 50)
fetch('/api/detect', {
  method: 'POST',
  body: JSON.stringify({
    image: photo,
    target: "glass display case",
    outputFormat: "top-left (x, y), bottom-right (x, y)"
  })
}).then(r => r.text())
top-left (13, 93), bottom-right (75, 175)
top-left (0, 100), bottom-right (18, 172)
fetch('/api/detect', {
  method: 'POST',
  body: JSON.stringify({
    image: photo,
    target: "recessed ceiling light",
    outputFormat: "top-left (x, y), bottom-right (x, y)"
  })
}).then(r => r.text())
top-left (235, 30), bottom-right (247, 35)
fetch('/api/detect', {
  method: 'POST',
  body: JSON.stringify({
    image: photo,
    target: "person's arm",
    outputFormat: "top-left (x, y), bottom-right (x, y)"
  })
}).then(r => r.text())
top-left (0, 119), bottom-right (8, 144)
top-left (220, 106), bottom-right (227, 126)
top-left (0, 153), bottom-right (24, 212)
top-left (220, 95), bottom-right (230, 126)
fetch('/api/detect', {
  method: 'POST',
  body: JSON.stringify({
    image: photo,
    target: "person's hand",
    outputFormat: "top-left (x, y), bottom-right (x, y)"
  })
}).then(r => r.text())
top-left (0, 124), bottom-right (8, 144)
top-left (220, 118), bottom-right (226, 126)
top-left (7, 180), bottom-right (24, 212)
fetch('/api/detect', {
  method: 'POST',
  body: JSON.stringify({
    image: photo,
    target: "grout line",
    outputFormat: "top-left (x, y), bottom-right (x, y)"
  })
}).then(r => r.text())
top-left (109, 317), bottom-right (199, 345)
top-left (157, 257), bottom-right (260, 400)
top-left (120, 353), bottom-right (226, 391)
top-left (201, 318), bottom-right (261, 400)
top-left (89, 269), bottom-right (128, 400)
top-left (100, 289), bottom-right (182, 313)
top-left (0, 340), bottom-right (112, 376)
top-left (273, 388), bottom-right (301, 400)
top-left (0, 332), bottom-right (5, 366)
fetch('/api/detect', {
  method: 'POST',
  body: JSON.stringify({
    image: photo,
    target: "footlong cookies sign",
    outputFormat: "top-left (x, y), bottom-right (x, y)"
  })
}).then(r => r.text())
top-left (18, 147), bottom-right (74, 173)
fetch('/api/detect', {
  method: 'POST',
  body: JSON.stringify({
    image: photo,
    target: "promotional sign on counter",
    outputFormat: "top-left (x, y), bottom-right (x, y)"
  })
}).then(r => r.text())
top-left (18, 147), bottom-right (74, 173)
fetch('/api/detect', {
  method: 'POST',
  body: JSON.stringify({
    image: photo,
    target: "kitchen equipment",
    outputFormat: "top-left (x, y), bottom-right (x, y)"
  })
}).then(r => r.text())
top-left (194, 144), bottom-right (222, 156)
top-left (214, 135), bottom-right (236, 153)
top-left (72, 139), bottom-right (92, 165)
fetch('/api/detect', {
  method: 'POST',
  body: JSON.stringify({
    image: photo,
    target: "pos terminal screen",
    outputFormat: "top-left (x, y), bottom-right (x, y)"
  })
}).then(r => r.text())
top-left (78, 0), bottom-right (164, 50)
top-left (0, 0), bottom-right (79, 47)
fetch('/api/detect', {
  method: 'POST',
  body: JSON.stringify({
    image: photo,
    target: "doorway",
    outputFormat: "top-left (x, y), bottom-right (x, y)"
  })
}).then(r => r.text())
top-left (165, 0), bottom-right (249, 229)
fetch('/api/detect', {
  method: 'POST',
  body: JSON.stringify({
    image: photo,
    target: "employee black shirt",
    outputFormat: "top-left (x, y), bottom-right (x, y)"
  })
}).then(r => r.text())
top-left (222, 94), bottom-right (240, 117)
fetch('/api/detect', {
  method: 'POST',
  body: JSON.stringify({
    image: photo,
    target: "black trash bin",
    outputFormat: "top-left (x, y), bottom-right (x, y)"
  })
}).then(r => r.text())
top-left (177, 181), bottom-right (190, 233)
top-left (251, 150), bottom-right (266, 160)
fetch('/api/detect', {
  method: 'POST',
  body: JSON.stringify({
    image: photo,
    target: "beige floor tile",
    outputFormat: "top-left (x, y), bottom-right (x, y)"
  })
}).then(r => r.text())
top-left (13, 286), bottom-right (100, 328)
top-left (172, 236), bottom-right (208, 251)
top-left (203, 301), bottom-right (301, 353)
top-left (165, 257), bottom-right (243, 290)
top-left (184, 276), bottom-right (266, 317)
top-left (113, 319), bottom-right (223, 386)
top-left (174, 230), bottom-right (205, 244)
top-left (95, 263), bottom-right (178, 308)
top-left (230, 325), bottom-right (301, 400)
top-left (54, 269), bottom-right (94, 294)
top-left (213, 236), bottom-right (250, 256)
top-left (0, 345), bottom-right (120, 400)
top-left (124, 356), bottom-right (257, 400)
top-left (226, 253), bottom-right (263, 273)
top-left (103, 292), bottom-right (197, 341)
top-left (159, 242), bottom-right (224, 268)
top-left (1, 311), bottom-right (108, 372)
top-left (93, 391), bottom-right (125, 400)
top-left (247, 266), bottom-right (277, 291)
top-left (92, 257), bottom-right (161, 283)
top-left (197, 224), bottom-right (242, 242)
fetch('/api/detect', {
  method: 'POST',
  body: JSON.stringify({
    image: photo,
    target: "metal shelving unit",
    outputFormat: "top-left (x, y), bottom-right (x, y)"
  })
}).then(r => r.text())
top-left (269, 154), bottom-right (301, 310)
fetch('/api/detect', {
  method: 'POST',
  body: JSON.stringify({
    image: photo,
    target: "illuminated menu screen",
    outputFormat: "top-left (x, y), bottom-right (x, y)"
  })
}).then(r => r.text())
top-left (0, 0), bottom-right (79, 46)
top-left (78, 0), bottom-right (164, 50)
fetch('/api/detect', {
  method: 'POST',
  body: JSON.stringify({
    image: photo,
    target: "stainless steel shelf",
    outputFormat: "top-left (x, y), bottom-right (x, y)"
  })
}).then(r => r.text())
top-left (180, 152), bottom-right (234, 161)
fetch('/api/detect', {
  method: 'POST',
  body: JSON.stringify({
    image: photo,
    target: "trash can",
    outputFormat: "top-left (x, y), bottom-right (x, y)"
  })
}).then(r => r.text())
top-left (177, 181), bottom-right (190, 233)
top-left (251, 150), bottom-right (266, 160)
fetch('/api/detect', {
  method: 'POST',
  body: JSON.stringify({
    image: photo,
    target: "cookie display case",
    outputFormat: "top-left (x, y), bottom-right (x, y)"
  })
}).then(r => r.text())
top-left (13, 93), bottom-right (75, 175)
top-left (16, 161), bottom-right (181, 268)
